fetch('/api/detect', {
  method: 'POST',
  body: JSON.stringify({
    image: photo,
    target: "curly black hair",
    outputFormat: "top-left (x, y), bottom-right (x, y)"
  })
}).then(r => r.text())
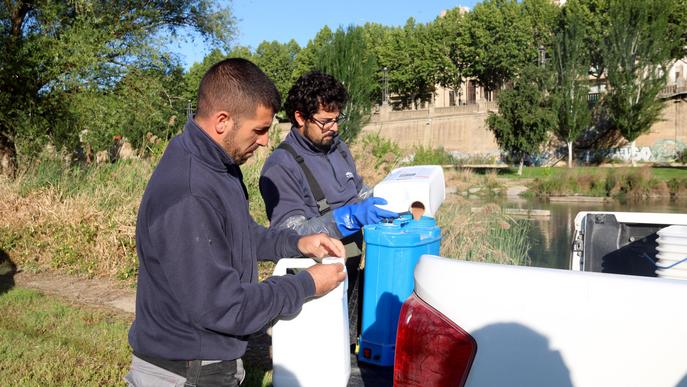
top-left (284, 71), bottom-right (348, 127)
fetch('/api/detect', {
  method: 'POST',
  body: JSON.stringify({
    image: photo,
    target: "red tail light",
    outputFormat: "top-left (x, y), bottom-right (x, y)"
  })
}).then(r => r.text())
top-left (394, 293), bottom-right (477, 387)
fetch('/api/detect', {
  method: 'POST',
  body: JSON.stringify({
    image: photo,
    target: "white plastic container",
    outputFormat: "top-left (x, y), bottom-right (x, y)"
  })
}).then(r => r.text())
top-left (271, 257), bottom-right (350, 387)
top-left (373, 165), bottom-right (445, 217)
top-left (656, 226), bottom-right (687, 280)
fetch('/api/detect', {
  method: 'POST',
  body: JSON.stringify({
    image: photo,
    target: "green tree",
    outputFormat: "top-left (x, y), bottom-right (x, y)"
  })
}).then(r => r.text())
top-left (0, 0), bottom-right (234, 174)
top-left (572, 0), bottom-right (610, 86)
top-left (390, 19), bottom-right (436, 108)
top-left (293, 26), bottom-right (334, 80)
top-left (253, 40), bottom-right (301, 102)
top-left (602, 0), bottom-right (675, 165)
top-left (454, 0), bottom-right (536, 92)
top-left (551, 3), bottom-right (591, 168)
top-left (369, 19), bottom-right (439, 109)
top-left (453, 0), bottom-right (558, 93)
top-left (362, 22), bottom-right (394, 103)
top-left (316, 25), bottom-right (377, 141)
top-left (75, 63), bottom-right (187, 154)
top-left (430, 8), bottom-right (464, 91)
top-left (487, 65), bottom-right (556, 175)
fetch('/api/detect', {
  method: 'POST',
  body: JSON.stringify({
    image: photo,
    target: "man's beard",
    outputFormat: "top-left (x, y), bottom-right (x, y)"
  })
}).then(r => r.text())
top-left (315, 131), bottom-right (336, 151)
top-left (223, 122), bottom-right (252, 165)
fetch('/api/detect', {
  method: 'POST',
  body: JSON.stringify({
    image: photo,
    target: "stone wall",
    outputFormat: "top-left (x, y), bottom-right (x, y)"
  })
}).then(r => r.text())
top-left (360, 99), bottom-right (687, 160)
top-left (362, 110), bottom-right (499, 154)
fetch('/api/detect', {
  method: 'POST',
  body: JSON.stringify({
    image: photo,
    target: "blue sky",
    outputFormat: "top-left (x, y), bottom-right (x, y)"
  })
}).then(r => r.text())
top-left (169, 0), bottom-right (478, 69)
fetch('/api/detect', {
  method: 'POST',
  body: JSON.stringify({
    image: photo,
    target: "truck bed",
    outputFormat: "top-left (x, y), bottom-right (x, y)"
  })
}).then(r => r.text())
top-left (414, 255), bottom-right (687, 387)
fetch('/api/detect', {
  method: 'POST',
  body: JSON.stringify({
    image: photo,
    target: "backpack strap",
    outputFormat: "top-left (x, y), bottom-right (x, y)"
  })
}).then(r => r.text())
top-left (277, 142), bottom-right (331, 215)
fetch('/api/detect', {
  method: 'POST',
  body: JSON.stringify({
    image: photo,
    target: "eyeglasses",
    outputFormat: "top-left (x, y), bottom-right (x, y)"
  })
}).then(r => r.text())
top-left (309, 114), bottom-right (346, 130)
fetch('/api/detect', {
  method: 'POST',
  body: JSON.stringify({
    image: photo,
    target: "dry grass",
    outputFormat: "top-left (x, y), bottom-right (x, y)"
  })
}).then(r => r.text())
top-left (436, 196), bottom-right (531, 266)
top-left (0, 171), bottom-right (141, 282)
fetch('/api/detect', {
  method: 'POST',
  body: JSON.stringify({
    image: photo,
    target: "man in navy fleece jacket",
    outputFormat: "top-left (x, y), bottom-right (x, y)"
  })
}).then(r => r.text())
top-left (125, 58), bottom-right (346, 387)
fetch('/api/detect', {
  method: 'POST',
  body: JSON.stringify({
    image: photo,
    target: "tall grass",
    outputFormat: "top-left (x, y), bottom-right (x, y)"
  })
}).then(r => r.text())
top-left (437, 200), bottom-right (531, 266)
top-left (1, 156), bottom-right (148, 281)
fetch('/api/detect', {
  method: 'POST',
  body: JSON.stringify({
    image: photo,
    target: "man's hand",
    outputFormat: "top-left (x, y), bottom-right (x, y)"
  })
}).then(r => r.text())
top-left (297, 233), bottom-right (345, 259)
top-left (306, 262), bottom-right (346, 297)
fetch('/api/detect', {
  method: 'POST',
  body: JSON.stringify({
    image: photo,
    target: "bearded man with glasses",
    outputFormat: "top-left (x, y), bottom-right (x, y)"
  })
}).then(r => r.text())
top-left (260, 71), bottom-right (398, 351)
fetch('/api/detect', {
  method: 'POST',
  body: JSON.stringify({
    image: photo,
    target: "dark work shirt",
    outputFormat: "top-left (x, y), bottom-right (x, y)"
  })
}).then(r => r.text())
top-left (260, 127), bottom-right (364, 229)
top-left (128, 118), bottom-right (315, 361)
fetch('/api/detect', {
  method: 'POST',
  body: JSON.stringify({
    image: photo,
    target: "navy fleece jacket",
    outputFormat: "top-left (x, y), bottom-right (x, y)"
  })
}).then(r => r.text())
top-left (128, 118), bottom-right (315, 361)
top-left (260, 127), bottom-right (364, 230)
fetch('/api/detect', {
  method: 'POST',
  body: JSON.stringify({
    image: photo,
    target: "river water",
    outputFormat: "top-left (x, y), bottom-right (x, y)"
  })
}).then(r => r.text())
top-left (478, 196), bottom-right (687, 269)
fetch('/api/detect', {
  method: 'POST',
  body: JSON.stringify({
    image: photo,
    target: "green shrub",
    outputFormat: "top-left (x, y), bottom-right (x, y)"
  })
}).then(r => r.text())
top-left (407, 146), bottom-right (454, 166)
top-left (360, 133), bottom-right (401, 168)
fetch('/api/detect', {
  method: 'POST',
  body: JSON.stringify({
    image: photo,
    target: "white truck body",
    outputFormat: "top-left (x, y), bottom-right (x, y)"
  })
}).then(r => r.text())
top-left (398, 212), bottom-right (687, 387)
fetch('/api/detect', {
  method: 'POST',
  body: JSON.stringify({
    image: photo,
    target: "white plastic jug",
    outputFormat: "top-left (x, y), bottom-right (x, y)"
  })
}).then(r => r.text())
top-left (373, 165), bottom-right (445, 217)
top-left (271, 257), bottom-right (350, 387)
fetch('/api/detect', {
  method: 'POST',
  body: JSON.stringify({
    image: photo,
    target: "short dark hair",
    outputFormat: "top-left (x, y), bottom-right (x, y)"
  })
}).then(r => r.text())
top-left (196, 58), bottom-right (280, 120)
top-left (284, 71), bottom-right (348, 126)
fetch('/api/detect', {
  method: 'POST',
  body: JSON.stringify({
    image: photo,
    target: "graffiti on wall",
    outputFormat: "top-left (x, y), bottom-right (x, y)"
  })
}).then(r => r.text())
top-left (579, 140), bottom-right (686, 164)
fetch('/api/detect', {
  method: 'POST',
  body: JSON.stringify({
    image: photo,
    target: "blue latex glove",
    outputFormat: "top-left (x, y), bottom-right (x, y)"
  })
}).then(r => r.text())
top-left (333, 197), bottom-right (399, 237)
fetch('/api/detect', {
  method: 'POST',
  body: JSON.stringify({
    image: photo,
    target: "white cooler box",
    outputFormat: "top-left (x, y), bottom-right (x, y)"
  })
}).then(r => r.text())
top-left (373, 165), bottom-right (445, 217)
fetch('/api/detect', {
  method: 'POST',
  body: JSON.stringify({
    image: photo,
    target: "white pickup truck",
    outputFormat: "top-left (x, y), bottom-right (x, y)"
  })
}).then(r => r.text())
top-left (394, 212), bottom-right (687, 387)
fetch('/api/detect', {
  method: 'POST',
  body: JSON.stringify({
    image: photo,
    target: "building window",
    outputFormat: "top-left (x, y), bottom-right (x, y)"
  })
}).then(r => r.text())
top-left (449, 91), bottom-right (456, 107)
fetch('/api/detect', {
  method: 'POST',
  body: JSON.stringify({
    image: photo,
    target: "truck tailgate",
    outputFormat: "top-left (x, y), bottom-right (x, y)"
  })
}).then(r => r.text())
top-left (414, 255), bottom-right (687, 387)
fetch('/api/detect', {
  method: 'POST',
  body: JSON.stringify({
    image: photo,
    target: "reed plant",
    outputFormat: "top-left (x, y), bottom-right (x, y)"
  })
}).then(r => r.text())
top-left (437, 199), bottom-right (531, 266)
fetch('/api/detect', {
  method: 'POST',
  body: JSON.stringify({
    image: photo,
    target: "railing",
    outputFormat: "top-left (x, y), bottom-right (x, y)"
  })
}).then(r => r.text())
top-left (658, 84), bottom-right (687, 98)
top-left (480, 101), bottom-right (499, 111)
top-left (387, 109), bottom-right (430, 121)
top-left (373, 101), bottom-right (499, 123)
top-left (434, 104), bottom-right (480, 115)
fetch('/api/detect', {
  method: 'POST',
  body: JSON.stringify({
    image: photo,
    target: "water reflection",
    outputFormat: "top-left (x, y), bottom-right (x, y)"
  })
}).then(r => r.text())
top-left (473, 196), bottom-right (687, 269)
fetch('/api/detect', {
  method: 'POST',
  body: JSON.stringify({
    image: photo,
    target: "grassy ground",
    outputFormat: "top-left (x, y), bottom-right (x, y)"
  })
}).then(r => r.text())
top-left (0, 287), bottom-right (132, 386)
top-left (0, 286), bottom-right (273, 387)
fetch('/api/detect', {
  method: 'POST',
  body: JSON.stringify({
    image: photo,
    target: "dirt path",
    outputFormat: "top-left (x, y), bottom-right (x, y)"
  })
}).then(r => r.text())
top-left (13, 270), bottom-right (137, 314)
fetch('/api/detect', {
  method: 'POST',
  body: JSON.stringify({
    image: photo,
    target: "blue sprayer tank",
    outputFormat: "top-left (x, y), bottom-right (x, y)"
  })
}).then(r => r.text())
top-left (358, 214), bottom-right (441, 366)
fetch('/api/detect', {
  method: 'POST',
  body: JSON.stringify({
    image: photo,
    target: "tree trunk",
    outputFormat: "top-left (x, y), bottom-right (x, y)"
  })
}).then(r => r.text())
top-left (567, 141), bottom-right (573, 168)
top-left (630, 140), bottom-right (637, 167)
top-left (518, 157), bottom-right (524, 176)
top-left (0, 133), bottom-right (17, 178)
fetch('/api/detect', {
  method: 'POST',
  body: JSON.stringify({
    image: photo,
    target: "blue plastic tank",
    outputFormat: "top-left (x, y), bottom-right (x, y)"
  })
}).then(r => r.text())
top-left (358, 215), bottom-right (441, 366)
